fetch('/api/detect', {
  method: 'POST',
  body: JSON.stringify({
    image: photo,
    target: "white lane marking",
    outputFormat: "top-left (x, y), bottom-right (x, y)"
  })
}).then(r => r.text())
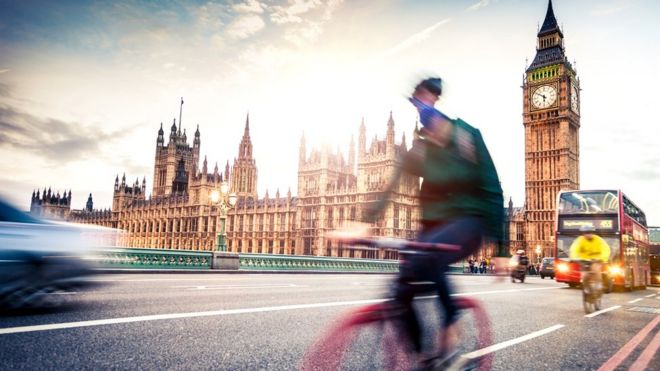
top-left (644, 294), bottom-right (655, 298)
top-left (0, 286), bottom-right (561, 335)
top-left (92, 278), bottom-right (251, 282)
top-left (585, 305), bottom-right (622, 318)
top-left (0, 298), bottom-right (386, 335)
top-left (351, 282), bottom-right (388, 287)
top-left (172, 284), bottom-right (303, 290)
top-left (91, 275), bottom-right (392, 283)
top-left (461, 324), bottom-right (565, 359)
top-left (51, 292), bottom-right (78, 295)
top-left (628, 298), bottom-right (643, 304)
top-left (452, 286), bottom-right (560, 297)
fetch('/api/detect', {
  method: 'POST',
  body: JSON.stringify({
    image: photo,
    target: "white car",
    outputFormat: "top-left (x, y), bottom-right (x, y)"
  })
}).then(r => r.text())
top-left (0, 198), bottom-right (113, 309)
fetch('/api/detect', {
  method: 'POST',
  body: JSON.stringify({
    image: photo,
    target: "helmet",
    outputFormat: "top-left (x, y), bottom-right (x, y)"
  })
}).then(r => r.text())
top-left (579, 225), bottom-right (596, 233)
top-left (416, 77), bottom-right (443, 96)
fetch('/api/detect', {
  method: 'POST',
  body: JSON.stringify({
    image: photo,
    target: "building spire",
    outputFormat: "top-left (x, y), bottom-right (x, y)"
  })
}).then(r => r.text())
top-left (244, 113), bottom-right (250, 137)
top-left (539, 0), bottom-right (560, 36)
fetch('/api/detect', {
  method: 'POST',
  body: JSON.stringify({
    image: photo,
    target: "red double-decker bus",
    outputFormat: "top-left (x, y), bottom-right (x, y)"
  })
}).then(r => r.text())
top-left (554, 190), bottom-right (650, 291)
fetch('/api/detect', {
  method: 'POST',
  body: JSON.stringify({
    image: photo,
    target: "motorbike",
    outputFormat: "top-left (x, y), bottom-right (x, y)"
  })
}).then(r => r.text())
top-left (509, 254), bottom-right (528, 283)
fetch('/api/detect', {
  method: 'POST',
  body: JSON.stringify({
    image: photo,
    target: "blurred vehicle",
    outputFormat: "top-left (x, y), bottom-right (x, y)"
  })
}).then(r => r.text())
top-left (509, 251), bottom-right (528, 283)
top-left (650, 254), bottom-right (660, 285)
top-left (539, 257), bottom-right (555, 279)
top-left (0, 198), bottom-right (111, 309)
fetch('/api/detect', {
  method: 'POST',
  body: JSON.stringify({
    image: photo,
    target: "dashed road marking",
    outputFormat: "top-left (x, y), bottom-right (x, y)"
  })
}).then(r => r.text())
top-left (627, 307), bottom-right (660, 315)
top-left (172, 284), bottom-right (303, 290)
top-left (643, 293), bottom-right (656, 298)
top-left (627, 298), bottom-right (643, 304)
top-left (585, 305), bottom-right (621, 318)
top-left (461, 324), bottom-right (565, 360)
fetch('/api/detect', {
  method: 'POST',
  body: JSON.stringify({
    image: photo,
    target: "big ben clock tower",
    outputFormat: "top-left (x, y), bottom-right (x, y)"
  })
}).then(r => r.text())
top-left (523, 0), bottom-right (580, 256)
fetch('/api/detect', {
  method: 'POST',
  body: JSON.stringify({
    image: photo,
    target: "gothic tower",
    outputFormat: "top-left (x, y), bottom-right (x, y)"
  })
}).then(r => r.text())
top-left (231, 114), bottom-right (258, 201)
top-left (523, 0), bottom-right (580, 254)
top-left (152, 99), bottom-right (200, 197)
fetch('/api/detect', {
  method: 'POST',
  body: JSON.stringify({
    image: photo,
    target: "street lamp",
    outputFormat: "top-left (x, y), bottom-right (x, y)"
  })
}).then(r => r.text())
top-left (535, 244), bottom-right (542, 264)
top-left (210, 182), bottom-right (237, 252)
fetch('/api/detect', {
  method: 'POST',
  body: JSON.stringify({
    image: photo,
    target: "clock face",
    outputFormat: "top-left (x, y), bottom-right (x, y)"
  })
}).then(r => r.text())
top-left (531, 85), bottom-right (557, 109)
top-left (571, 84), bottom-right (579, 112)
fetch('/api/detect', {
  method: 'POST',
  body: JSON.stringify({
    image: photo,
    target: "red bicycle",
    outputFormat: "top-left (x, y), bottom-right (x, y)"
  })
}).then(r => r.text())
top-left (300, 237), bottom-right (493, 371)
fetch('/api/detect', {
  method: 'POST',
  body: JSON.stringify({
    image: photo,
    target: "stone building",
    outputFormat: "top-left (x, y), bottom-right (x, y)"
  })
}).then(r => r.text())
top-left (30, 188), bottom-right (73, 220)
top-left (295, 114), bottom-right (420, 259)
top-left (62, 105), bottom-right (418, 260)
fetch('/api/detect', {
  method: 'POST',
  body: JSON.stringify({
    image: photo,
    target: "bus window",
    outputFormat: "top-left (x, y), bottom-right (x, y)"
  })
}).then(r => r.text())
top-left (558, 191), bottom-right (618, 215)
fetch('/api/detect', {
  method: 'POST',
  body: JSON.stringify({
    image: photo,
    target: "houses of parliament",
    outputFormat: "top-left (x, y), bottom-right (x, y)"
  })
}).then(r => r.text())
top-left (29, 1), bottom-right (580, 262)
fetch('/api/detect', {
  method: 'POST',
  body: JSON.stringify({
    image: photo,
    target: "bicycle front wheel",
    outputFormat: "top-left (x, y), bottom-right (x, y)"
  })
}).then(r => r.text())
top-left (300, 302), bottom-right (414, 371)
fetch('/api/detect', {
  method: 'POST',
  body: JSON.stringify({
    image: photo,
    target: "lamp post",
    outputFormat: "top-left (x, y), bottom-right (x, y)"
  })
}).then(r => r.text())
top-left (535, 244), bottom-right (542, 265)
top-left (210, 182), bottom-right (237, 252)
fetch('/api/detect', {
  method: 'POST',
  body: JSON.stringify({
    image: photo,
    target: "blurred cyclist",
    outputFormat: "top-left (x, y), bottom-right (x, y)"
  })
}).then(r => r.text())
top-left (569, 225), bottom-right (611, 287)
top-left (360, 77), bottom-right (507, 357)
top-left (569, 225), bottom-right (611, 263)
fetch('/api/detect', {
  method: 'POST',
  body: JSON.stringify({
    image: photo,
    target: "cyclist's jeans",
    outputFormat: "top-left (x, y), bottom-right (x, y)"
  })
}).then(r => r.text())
top-left (393, 217), bottom-right (484, 353)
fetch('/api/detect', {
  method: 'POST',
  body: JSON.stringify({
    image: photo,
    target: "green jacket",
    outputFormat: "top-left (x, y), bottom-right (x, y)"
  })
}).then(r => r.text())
top-left (366, 117), bottom-right (504, 245)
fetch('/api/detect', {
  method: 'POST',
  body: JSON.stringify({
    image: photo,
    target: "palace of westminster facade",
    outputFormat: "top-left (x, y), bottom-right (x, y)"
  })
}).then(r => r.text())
top-left (29, 1), bottom-right (580, 261)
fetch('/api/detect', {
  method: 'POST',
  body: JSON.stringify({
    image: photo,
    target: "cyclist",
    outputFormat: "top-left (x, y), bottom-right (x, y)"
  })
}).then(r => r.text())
top-left (569, 225), bottom-right (611, 289)
top-left (359, 77), bottom-right (506, 358)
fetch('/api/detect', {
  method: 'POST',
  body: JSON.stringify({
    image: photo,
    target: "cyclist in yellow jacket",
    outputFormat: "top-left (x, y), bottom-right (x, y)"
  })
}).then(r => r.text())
top-left (569, 225), bottom-right (611, 263)
top-left (570, 225), bottom-right (611, 293)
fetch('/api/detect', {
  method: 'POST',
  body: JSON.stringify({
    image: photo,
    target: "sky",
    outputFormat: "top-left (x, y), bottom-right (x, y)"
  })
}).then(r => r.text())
top-left (0, 0), bottom-right (659, 225)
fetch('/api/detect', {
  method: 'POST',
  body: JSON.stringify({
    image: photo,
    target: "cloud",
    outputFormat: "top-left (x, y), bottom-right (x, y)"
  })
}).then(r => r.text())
top-left (270, 0), bottom-right (322, 24)
top-left (0, 104), bottom-right (130, 164)
top-left (383, 19), bottom-right (451, 56)
top-left (467, 0), bottom-right (490, 11)
top-left (278, 0), bottom-right (343, 47)
top-left (0, 69), bottom-right (9, 74)
top-left (233, 0), bottom-right (266, 14)
top-left (284, 21), bottom-right (322, 46)
top-left (0, 82), bottom-right (10, 97)
top-left (226, 14), bottom-right (266, 39)
top-left (590, 2), bottom-right (631, 17)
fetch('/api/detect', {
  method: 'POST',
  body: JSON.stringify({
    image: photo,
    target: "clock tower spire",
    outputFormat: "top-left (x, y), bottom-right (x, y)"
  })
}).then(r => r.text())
top-left (522, 0), bottom-right (580, 258)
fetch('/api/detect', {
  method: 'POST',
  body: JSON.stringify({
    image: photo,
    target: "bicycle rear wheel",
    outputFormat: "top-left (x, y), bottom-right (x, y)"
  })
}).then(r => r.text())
top-left (446, 297), bottom-right (493, 371)
top-left (300, 302), bottom-right (413, 370)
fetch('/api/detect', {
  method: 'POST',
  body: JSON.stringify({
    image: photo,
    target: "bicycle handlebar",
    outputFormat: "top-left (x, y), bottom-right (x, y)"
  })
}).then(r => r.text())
top-left (333, 236), bottom-right (461, 252)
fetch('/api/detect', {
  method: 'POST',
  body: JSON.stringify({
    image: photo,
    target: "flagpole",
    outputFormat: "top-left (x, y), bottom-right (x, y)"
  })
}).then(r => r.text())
top-left (179, 97), bottom-right (184, 134)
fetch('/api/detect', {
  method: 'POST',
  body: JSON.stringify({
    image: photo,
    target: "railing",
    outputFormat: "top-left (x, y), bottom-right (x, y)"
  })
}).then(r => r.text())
top-left (238, 253), bottom-right (399, 272)
top-left (95, 248), bottom-right (462, 273)
top-left (98, 248), bottom-right (213, 269)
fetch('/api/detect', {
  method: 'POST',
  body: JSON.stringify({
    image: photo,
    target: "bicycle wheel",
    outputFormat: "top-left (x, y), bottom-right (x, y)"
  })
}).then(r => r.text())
top-left (443, 297), bottom-right (493, 371)
top-left (582, 292), bottom-right (592, 314)
top-left (300, 302), bottom-right (414, 371)
top-left (593, 289), bottom-right (602, 311)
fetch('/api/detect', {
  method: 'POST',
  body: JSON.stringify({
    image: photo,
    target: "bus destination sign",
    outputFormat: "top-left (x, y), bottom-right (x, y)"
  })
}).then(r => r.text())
top-left (560, 218), bottom-right (617, 231)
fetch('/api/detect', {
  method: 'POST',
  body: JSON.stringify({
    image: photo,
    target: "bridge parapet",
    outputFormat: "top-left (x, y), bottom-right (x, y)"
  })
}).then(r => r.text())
top-left (95, 248), bottom-right (399, 272)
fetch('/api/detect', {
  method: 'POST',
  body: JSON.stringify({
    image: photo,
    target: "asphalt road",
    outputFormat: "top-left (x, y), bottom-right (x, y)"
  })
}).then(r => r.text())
top-left (0, 273), bottom-right (658, 370)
